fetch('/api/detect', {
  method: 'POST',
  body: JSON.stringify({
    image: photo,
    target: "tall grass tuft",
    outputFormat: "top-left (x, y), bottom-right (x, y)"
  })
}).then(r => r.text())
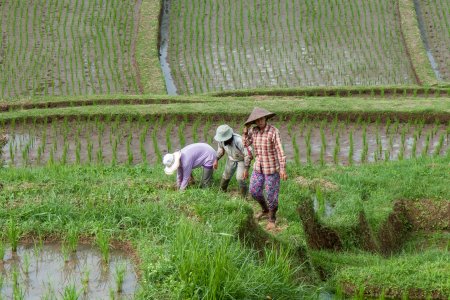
top-left (170, 219), bottom-right (304, 299)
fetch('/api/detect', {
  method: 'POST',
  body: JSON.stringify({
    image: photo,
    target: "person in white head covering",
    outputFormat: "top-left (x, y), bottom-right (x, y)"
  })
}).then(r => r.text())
top-left (213, 124), bottom-right (252, 197)
top-left (163, 143), bottom-right (217, 190)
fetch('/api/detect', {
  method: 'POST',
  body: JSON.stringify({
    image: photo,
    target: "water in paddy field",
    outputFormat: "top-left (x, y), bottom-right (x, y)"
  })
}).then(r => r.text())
top-left (159, 0), bottom-right (178, 95)
top-left (0, 243), bottom-right (137, 299)
top-left (413, 0), bottom-right (443, 81)
top-left (1, 119), bottom-right (449, 167)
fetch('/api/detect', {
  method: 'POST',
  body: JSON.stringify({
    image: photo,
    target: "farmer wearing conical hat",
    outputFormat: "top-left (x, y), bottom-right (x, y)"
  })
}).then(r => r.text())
top-left (213, 124), bottom-right (252, 197)
top-left (163, 143), bottom-right (217, 191)
top-left (243, 107), bottom-right (287, 230)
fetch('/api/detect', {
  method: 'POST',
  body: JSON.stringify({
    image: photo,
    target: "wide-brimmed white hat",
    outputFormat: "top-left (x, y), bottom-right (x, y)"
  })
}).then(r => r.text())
top-left (214, 124), bottom-right (233, 142)
top-left (163, 151), bottom-right (181, 175)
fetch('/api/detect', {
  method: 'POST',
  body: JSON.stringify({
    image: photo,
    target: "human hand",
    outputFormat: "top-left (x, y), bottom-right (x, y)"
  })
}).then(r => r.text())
top-left (280, 170), bottom-right (288, 181)
top-left (243, 169), bottom-right (249, 180)
top-left (243, 125), bottom-right (250, 134)
top-left (213, 160), bottom-right (218, 170)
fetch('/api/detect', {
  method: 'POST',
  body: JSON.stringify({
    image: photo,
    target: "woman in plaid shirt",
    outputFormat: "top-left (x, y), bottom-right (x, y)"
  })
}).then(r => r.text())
top-left (243, 107), bottom-right (288, 230)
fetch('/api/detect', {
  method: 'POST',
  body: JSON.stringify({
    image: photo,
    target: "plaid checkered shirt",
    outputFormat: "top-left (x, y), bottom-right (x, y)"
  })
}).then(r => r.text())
top-left (243, 124), bottom-right (286, 175)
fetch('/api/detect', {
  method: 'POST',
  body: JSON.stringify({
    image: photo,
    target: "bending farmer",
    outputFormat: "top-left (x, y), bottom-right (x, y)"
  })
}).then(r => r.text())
top-left (163, 143), bottom-right (217, 191)
top-left (213, 124), bottom-right (252, 197)
top-left (243, 107), bottom-right (287, 230)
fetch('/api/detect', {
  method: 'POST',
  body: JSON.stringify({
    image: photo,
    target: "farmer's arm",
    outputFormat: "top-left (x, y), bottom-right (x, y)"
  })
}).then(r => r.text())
top-left (216, 143), bottom-right (225, 160)
top-left (236, 138), bottom-right (252, 169)
top-left (179, 164), bottom-right (192, 190)
top-left (237, 138), bottom-right (252, 180)
top-left (242, 126), bottom-right (253, 147)
top-left (272, 129), bottom-right (287, 179)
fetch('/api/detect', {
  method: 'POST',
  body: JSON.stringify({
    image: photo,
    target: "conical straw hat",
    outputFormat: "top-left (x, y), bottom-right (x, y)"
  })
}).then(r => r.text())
top-left (244, 107), bottom-right (276, 125)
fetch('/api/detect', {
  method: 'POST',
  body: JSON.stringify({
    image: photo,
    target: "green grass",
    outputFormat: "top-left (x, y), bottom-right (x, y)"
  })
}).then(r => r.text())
top-left (135, 0), bottom-right (165, 94)
top-left (0, 95), bottom-right (449, 124)
top-left (0, 156), bottom-right (448, 298)
top-left (0, 164), bottom-right (308, 299)
top-left (311, 250), bottom-right (450, 298)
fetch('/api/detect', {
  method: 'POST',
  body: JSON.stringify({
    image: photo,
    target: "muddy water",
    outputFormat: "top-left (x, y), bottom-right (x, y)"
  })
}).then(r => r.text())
top-left (1, 119), bottom-right (449, 167)
top-left (159, 0), bottom-right (177, 95)
top-left (0, 243), bottom-right (137, 299)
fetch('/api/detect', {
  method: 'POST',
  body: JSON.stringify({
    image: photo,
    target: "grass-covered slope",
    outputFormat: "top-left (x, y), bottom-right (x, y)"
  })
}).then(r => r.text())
top-left (282, 156), bottom-right (450, 298)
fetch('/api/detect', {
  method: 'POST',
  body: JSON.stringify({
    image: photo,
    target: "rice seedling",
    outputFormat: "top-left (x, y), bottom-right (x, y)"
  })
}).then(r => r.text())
top-left (178, 121), bottom-right (186, 148)
top-left (152, 124), bottom-right (162, 163)
top-left (8, 218), bottom-right (21, 252)
top-left (192, 117), bottom-right (201, 143)
top-left (126, 134), bottom-right (133, 165)
top-left (81, 267), bottom-right (90, 294)
top-left (61, 243), bottom-right (71, 263)
top-left (63, 284), bottom-right (79, 300)
top-left (292, 134), bottom-right (300, 165)
top-left (23, 252), bottom-right (30, 275)
top-left (433, 133), bottom-right (445, 157)
top-left (411, 134), bottom-right (418, 159)
top-left (12, 269), bottom-right (24, 300)
top-left (422, 133), bottom-right (431, 157)
top-left (333, 133), bottom-right (340, 165)
top-left (114, 262), bottom-right (126, 293)
top-left (165, 121), bottom-right (174, 152)
top-left (360, 125), bottom-right (368, 163)
top-left (96, 229), bottom-right (110, 264)
top-left (140, 132), bottom-right (148, 164)
top-left (66, 225), bottom-right (79, 253)
top-left (305, 128), bottom-right (312, 165)
top-left (0, 241), bottom-right (5, 260)
top-left (348, 130), bottom-right (354, 165)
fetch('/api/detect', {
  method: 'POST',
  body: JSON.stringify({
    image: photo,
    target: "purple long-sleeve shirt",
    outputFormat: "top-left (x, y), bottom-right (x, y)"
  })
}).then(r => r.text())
top-left (177, 143), bottom-right (217, 190)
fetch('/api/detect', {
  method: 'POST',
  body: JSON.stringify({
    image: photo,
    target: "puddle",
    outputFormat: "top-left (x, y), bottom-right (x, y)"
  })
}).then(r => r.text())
top-left (159, 0), bottom-right (177, 95)
top-left (313, 195), bottom-right (335, 217)
top-left (0, 243), bottom-right (137, 299)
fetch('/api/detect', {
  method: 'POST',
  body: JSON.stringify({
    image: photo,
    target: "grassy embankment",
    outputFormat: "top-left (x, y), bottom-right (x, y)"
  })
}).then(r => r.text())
top-left (0, 93), bottom-right (450, 123)
top-left (135, 0), bottom-right (165, 94)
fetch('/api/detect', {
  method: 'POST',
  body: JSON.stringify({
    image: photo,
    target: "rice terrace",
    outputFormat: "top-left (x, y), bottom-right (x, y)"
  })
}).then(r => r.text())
top-left (0, 0), bottom-right (449, 299)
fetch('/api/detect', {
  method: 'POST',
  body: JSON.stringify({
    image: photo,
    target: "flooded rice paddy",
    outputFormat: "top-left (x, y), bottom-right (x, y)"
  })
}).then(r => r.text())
top-left (1, 117), bottom-right (449, 167)
top-left (0, 243), bottom-right (137, 299)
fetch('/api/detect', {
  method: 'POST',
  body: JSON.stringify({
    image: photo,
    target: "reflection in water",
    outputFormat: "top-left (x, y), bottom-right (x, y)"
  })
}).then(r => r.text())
top-left (0, 243), bottom-right (137, 299)
top-left (313, 195), bottom-right (335, 217)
